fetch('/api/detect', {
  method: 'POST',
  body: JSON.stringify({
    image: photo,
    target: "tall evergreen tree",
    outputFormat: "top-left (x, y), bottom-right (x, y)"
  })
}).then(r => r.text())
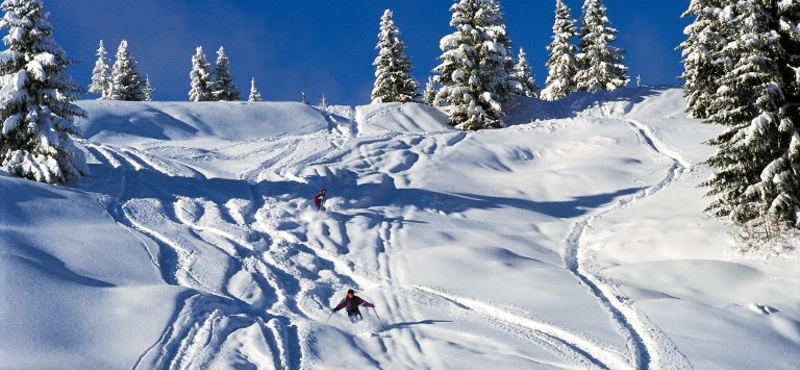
top-left (541, 0), bottom-right (578, 101)
top-left (678, 0), bottom-right (728, 118)
top-left (479, 0), bottom-right (518, 105)
top-left (575, 0), bottom-right (629, 93)
top-left (0, 0), bottom-right (86, 183)
top-left (188, 46), bottom-right (213, 102)
top-left (775, 0), bottom-right (800, 228)
top-left (513, 48), bottom-right (538, 98)
top-left (434, 0), bottom-right (490, 130)
top-left (701, 0), bottom-right (800, 229)
top-left (433, 0), bottom-right (515, 130)
top-left (88, 40), bottom-right (112, 100)
top-left (213, 46), bottom-right (240, 101)
top-left (371, 9), bottom-right (420, 103)
top-left (110, 40), bottom-right (146, 101)
top-left (248, 78), bottom-right (261, 102)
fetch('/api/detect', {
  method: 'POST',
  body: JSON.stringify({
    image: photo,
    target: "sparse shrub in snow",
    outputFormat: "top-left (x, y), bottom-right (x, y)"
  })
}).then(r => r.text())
top-left (0, 0), bottom-right (87, 184)
top-left (732, 219), bottom-right (800, 257)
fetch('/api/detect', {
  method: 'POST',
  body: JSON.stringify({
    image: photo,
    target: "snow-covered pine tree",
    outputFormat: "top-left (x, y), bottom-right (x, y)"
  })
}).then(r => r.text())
top-left (477, 0), bottom-right (517, 107)
top-left (110, 40), bottom-right (146, 101)
top-left (422, 76), bottom-right (437, 105)
top-left (188, 46), bottom-right (213, 102)
top-left (0, 0), bottom-right (87, 183)
top-left (513, 48), bottom-right (538, 98)
top-left (248, 78), bottom-right (261, 102)
top-left (213, 46), bottom-right (241, 101)
top-left (776, 0), bottom-right (800, 229)
top-left (142, 75), bottom-right (154, 101)
top-left (88, 40), bottom-right (112, 100)
top-left (371, 9), bottom-right (420, 103)
top-left (434, 0), bottom-right (489, 130)
top-left (541, 0), bottom-right (578, 101)
top-left (433, 0), bottom-right (515, 130)
top-left (701, 0), bottom-right (800, 229)
top-left (575, 0), bottom-right (629, 93)
top-left (678, 0), bottom-right (728, 119)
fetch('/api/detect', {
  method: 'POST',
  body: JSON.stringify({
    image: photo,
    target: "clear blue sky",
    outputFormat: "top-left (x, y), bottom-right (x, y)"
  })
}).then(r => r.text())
top-left (45, 0), bottom-right (691, 104)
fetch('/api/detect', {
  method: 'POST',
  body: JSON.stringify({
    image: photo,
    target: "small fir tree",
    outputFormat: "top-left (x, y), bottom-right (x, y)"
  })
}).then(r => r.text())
top-left (213, 46), bottom-right (241, 101)
top-left (248, 78), bottom-right (261, 102)
top-left (88, 40), bottom-right (112, 100)
top-left (110, 40), bottom-right (146, 101)
top-left (422, 76), bottom-right (437, 105)
top-left (371, 9), bottom-right (420, 103)
top-left (188, 46), bottom-right (213, 102)
top-left (575, 0), bottom-right (629, 93)
top-left (541, 0), bottom-right (578, 101)
top-left (142, 75), bottom-right (155, 101)
top-left (0, 0), bottom-right (87, 183)
top-left (513, 48), bottom-right (538, 98)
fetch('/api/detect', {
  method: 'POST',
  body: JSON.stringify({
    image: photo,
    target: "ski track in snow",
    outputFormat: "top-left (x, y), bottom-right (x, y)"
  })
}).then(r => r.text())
top-left (559, 118), bottom-right (693, 370)
top-left (82, 141), bottom-right (310, 370)
top-left (75, 107), bottom-right (695, 369)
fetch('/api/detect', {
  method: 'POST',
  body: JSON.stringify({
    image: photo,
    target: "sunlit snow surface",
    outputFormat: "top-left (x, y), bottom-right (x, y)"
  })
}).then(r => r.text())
top-left (1, 87), bottom-right (798, 370)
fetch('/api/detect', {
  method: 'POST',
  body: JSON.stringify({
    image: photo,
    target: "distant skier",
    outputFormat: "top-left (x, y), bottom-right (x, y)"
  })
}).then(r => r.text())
top-left (313, 188), bottom-right (327, 211)
top-left (331, 289), bottom-right (375, 323)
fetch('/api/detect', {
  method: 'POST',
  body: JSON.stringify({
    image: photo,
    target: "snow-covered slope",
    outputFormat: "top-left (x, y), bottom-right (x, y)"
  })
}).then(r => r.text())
top-left (1, 87), bottom-right (798, 370)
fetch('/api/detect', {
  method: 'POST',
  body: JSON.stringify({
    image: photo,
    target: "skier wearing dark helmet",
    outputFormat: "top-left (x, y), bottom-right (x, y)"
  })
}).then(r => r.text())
top-left (332, 289), bottom-right (375, 323)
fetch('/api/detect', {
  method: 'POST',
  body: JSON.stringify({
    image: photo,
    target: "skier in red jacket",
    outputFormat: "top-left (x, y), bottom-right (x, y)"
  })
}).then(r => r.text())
top-left (332, 289), bottom-right (375, 323)
top-left (313, 188), bottom-right (327, 211)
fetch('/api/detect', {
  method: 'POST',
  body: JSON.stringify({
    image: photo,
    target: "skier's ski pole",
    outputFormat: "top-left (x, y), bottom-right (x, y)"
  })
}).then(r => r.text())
top-left (372, 307), bottom-right (380, 322)
top-left (325, 311), bottom-right (333, 324)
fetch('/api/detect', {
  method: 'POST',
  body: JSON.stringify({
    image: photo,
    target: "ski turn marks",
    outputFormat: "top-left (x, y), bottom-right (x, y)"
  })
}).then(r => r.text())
top-left (559, 118), bottom-right (694, 370)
